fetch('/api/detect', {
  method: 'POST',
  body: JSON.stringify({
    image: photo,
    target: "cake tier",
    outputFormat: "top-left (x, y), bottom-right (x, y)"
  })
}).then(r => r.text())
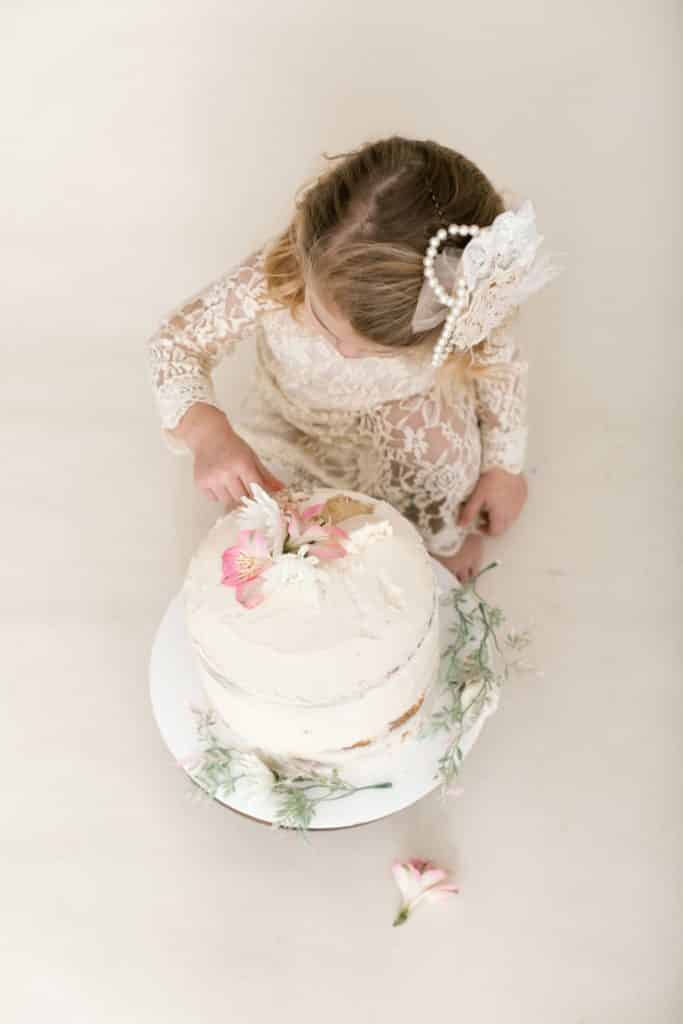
top-left (197, 587), bottom-right (439, 761)
top-left (183, 487), bottom-right (439, 761)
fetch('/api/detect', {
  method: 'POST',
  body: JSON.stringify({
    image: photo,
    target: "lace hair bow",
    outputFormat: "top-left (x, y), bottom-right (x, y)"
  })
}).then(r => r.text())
top-left (412, 196), bottom-right (565, 368)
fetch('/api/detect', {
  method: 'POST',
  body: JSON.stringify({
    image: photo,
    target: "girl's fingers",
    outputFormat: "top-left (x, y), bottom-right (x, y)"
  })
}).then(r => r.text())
top-left (241, 475), bottom-right (263, 501)
top-left (459, 494), bottom-right (482, 526)
top-left (241, 468), bottom-right (278, 499)
top-left (254, 457), bottom-right (285, 492)
top-left (212, 481), bottom-right (233, 505)
top-left (199, 459), bottom-right (284, 509)
top-left (263, 473), bottom-right (285, 493)
top-left (207, 477), bottom-right (247, 507)
top-left (487, 512), bottom-right (506, 536)
top-left (233, 476), bottom-right (253, 504)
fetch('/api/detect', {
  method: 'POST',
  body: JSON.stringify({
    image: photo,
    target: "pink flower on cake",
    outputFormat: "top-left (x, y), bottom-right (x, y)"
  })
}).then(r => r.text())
top-left (284, 502), bottom-right (350, 560)
top-left (221, 529), bottom-right (273, 608)
top-left (222, 485), bottom-right (357, 608)
top-left (391, 858), bottom-right (459, 927)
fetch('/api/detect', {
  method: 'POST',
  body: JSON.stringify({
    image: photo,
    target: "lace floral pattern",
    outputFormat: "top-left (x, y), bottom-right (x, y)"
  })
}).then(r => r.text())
top-left (146, 245), bottom-right (529, 557)
top-left (354, 389), bottom-right (484, 557)
top-left (452, 197), bottom-right (562, 352)
top-left (470, 319), bottom-right (529, 475)
top-left (147, 249), bottom-right (282, 434)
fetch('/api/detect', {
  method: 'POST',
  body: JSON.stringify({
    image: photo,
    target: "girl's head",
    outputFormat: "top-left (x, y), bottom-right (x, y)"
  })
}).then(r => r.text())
top-left (263, 135), bottom-right (509, 388)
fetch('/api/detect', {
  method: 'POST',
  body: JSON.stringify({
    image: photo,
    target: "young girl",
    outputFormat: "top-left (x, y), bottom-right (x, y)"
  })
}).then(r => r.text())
top-left (146, 135), bottom-right (562, 583)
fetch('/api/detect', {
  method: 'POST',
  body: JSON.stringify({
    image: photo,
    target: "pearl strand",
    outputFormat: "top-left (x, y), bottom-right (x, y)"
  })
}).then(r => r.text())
top-left (424, 223), bottom-right (481, 368)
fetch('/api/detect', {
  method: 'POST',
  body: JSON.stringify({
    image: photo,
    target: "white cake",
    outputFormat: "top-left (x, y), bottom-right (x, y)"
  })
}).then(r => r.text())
top-left (182, 485), bottom-right (440, 770)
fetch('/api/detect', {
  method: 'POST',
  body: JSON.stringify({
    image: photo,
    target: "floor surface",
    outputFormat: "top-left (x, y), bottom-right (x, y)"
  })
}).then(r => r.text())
top-left (3, 3), bottom-right (681, 1021)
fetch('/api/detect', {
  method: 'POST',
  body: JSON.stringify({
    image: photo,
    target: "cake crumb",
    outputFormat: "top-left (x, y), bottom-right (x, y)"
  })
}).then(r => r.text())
top-left (389, 693), bottom-right (425, 731)
top-left (342, 736), bottom-right (374, 750)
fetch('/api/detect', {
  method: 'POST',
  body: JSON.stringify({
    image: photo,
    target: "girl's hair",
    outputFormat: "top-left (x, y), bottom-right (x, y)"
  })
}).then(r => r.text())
top-left (262, 135), bottom-right (510, 393)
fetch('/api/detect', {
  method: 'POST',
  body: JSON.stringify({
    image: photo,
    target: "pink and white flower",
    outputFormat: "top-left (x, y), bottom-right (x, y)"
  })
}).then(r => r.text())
top-left (391, 858), bottom-right (459, 926)
top-left (284, 501), bottom-right (349, 560)
top-left (221, 486), bottom-right (353, 609)
top-left (221, 528), bottom-right (273, 608)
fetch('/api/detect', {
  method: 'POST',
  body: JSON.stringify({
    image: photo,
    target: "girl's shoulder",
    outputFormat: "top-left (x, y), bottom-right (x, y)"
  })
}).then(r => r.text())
top-left (216, 241), bottom-right (288, 325)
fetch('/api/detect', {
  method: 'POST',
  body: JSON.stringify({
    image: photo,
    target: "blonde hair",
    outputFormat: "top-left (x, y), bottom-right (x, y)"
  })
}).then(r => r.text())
top-left (262, 135), bottom-right (508, 395)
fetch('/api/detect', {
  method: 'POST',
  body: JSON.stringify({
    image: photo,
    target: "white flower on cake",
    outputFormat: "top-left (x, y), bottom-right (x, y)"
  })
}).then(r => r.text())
top-left (235, 482), bottom-right (287, 556)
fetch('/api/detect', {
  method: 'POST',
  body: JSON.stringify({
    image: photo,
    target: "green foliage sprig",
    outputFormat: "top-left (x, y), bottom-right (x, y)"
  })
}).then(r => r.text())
top-left (270, 769), bottom-right (392, 832)
top-left (184, 707), bottom-right (392, 834)
top-left (420, 560), bottom-right (533, 789)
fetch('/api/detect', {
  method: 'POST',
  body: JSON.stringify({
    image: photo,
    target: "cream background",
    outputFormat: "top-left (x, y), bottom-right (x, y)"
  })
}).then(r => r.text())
top-left (2, 2), bottom-right (681, 1021)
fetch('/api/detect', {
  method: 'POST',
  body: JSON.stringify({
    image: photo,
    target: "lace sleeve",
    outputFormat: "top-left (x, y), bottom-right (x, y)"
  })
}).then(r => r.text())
top-left (470, 319), bottom-right (529, 475)
top-left (357, 390), bottom-right (481, 559)
top-left (146, 245), bottom-right (278, 452)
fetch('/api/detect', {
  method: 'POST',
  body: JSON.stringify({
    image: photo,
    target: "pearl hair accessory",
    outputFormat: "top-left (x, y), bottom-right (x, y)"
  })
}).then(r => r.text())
top-left (413, 191), bottom-right (565, 371)
top-left (423, 222), bottom-right (481, 369)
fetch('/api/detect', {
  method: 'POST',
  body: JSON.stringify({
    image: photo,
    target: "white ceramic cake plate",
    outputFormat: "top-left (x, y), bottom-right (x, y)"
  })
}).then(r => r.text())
top-left (149, 560), bottom-right (500, 830)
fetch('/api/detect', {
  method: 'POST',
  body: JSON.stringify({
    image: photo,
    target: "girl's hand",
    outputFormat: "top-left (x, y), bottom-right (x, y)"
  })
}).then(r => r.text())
top-left (457, 468), bottom-right (528, 536)
top-left (183, 404), bottom-right (285, 507)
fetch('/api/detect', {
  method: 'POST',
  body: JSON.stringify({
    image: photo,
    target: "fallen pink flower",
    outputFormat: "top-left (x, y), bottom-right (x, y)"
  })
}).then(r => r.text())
top-left (391, 857), bottom-right (459, 927)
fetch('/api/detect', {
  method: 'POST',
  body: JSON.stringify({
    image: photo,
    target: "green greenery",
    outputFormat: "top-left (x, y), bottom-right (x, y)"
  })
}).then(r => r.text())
top-left (419, 560), bottom-right (532, 789)
top-left (271, 768), bottom-right (392, 832)
top-left (186, 708), bottom-right (392, 834)
top-left (186, 708), bottom-right (255, 801)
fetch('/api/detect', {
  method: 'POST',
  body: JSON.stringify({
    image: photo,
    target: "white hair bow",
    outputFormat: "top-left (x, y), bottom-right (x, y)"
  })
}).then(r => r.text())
top-left (411, 197), bottom-right (565, 363)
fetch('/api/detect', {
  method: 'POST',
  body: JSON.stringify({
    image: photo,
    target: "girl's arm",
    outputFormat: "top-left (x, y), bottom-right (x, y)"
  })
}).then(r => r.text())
top-left (470, 319), bottom-right (529, 475)
top-left (452, 320), bottom-right (529, 538)
top-left (145, 244), bottom-right (286, 504)
top-left (146, 245), bottom-right (278, 455)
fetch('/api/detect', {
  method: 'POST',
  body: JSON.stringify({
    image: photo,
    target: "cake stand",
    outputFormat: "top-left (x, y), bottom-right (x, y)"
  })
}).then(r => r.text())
top-left (149, 559), bottom-right (502, 831)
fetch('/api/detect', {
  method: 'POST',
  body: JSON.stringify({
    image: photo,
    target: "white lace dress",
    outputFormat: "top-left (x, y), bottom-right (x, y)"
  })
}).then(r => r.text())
top-left (146, 244), bottom-right (528, 558)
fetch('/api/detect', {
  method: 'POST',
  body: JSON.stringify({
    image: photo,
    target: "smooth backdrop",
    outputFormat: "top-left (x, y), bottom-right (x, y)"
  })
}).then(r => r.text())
top-left (2, 2), bottom-right (681, 1021)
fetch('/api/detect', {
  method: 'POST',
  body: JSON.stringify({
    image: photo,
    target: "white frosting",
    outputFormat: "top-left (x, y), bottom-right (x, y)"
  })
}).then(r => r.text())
top-left (183, 487), bottom-right (440, 761)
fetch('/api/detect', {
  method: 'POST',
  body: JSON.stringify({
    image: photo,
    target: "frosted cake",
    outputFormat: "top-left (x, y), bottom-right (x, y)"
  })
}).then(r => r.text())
top-left (182, 485), bottom-right (440, 769)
